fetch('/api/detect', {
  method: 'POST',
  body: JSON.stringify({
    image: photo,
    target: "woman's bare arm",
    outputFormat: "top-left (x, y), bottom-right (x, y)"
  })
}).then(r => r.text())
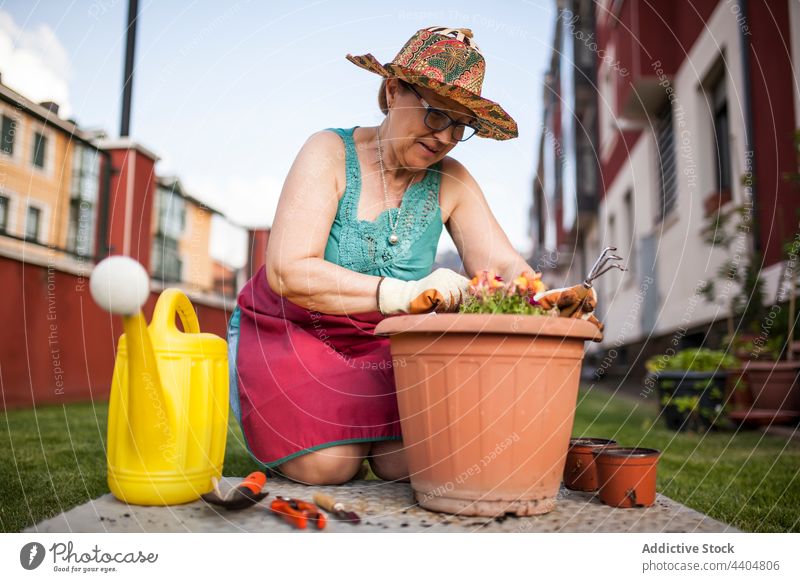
top-left (442, 157), bottom-right (537, 282)
top-left (266, 131), bottom-right (382, 315)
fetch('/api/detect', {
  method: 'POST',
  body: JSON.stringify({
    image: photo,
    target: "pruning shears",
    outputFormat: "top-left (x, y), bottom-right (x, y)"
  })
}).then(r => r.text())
top-left (270, 496), bottom-right (327, 530)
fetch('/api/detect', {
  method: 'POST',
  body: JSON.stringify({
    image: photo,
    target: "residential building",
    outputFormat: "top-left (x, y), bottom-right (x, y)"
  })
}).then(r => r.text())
top-left (0, 77), bottom-right (268, 408)
top-left (549, 0), bottom-right (800, 379)
top-left (532, 0), bottom-right (601, 285)
top-left (0, 76), bottom-right (109, 265)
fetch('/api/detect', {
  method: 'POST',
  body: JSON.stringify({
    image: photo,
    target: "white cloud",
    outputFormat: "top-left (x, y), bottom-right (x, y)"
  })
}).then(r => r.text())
top-left (0, 10), bottom-right (72, 117)
top-left (209, 213), bottom-right (248, 269)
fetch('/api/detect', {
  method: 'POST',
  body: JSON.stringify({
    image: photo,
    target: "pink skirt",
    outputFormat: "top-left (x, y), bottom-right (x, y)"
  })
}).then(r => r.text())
top-left (228, 266), bottom-right (402, 467)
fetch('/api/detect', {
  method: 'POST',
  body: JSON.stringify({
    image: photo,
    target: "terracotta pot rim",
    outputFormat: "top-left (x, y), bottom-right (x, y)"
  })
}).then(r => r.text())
top-left (741, 360), bottom-right (800, 371)
top-left (592, 447), bottom-right (661, 459)
top-left (569, 437), bottom-right (617, 449)
top-left (374, 312), bottom-right (603, 342)
top-left (728, 408), bottom-right (800, 422)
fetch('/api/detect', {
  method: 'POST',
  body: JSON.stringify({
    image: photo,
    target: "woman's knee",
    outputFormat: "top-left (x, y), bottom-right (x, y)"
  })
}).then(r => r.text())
top-left (276, 443), bottom-right (370, 485)
top-left (368, 440), bottom-right (410, 482)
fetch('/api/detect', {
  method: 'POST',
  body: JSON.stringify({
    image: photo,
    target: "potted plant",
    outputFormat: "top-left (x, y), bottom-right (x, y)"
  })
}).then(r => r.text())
top-left (699, 179), bottom-right (800, 421)
top-left (645, 348), bottom-right (738, 432)
top-left (734, 230), bottom-right (800, 414)
top-left (374, 253), bottom-right (624, 517)
top-left (728, 327), bottom-right (800, 414)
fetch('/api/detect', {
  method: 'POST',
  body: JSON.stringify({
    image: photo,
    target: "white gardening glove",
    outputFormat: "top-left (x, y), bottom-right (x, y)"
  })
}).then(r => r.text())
top-left (379, 268), bottom-right (471, 315)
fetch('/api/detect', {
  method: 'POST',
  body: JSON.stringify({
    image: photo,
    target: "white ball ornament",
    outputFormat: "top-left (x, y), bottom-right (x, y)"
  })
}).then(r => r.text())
top-left (90, 256), bottom-right (150, 315)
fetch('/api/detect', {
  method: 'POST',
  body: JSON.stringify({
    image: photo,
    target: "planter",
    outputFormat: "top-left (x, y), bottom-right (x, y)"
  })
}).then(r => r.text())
top-left (593, 447), bottom-right (661, 508)
top-left (725, 368), bottom-right (753, 410)
top-left (563, 438), bottom-right (617, 491)
top-left (373, 313), bottom-right (602, 517)
top-left (739, 360), bottom-right (800, 412)
top-left (651, 371), bottom-right (727, 432)
top-left (728, 409), bottom-right (800, 427)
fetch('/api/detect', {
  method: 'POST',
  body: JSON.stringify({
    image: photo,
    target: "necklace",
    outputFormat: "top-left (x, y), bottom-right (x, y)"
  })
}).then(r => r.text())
top-left (376, 129), bottom-right (405, 245)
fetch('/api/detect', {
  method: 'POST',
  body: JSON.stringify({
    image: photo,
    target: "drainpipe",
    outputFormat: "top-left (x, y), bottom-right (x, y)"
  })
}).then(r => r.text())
top-left (738, 0), bottom-right (760, 255)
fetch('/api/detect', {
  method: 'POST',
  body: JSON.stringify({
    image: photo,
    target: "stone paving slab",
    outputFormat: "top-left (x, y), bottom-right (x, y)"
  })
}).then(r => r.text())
top-left (25, 476), bottom-right (738, 533)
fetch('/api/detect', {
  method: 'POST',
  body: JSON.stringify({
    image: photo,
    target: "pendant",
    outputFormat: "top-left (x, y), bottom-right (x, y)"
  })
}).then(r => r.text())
top-left (389, 233), bottom-right (399, 245)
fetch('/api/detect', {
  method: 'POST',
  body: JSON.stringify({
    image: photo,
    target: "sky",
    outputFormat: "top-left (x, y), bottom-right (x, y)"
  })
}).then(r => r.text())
top-left (0, 0), bottom-right (556, 261)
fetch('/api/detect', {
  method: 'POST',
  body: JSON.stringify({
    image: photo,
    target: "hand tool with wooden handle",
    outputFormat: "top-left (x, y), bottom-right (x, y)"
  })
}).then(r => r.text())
top-left (313, 493), bottom-right (360, 524)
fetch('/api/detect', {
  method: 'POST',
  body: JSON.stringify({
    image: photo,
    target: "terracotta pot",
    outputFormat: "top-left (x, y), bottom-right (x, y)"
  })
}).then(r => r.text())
top-left (563, 438), bottom-right (618, 491)
top-left (725, 368), bottom-right (754, 409)
top-left (728, 408), bottom-right (800, 427)
top-left (373, 313), bottom-right (602, 517)
top-left (741, 360), bottom-right (800, 412)
top-left (593, 447), bottom-right (661, 508)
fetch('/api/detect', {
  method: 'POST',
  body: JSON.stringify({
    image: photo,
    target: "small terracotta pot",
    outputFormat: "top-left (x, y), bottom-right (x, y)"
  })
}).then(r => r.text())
top-left (593, 447), bottom-right (661, 508)
top-left (563, 438), bottom-right (617, 491)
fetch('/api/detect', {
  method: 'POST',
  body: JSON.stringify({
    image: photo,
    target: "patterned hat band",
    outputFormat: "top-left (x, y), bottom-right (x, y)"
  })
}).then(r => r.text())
top-left (346, 26), bottom-right (518, 140)
top-left (424, 26), bottom-right (483, 54)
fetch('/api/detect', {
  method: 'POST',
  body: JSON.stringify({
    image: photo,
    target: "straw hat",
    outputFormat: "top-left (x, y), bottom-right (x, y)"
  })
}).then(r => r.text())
top-left (346, 26), bottom-right (518, 140)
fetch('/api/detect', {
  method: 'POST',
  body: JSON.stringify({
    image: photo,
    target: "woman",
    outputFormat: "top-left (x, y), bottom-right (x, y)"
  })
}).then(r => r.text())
top-left (228, 26), bottom-right (537, 486)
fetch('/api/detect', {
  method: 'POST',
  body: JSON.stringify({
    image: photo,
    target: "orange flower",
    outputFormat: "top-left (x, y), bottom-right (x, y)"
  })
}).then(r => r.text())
top-left (469, 269), bottom-right (505, 300)
top-left (509, 269), bottom-right (547, 297)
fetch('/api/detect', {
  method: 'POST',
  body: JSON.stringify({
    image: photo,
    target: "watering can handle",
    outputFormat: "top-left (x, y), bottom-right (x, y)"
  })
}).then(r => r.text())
top-left (150, 288), bottom-right (201, 334)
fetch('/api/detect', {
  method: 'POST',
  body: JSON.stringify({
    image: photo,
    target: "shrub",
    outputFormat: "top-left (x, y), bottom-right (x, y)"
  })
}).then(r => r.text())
top-left (645, 347), bottom-right (738, 374)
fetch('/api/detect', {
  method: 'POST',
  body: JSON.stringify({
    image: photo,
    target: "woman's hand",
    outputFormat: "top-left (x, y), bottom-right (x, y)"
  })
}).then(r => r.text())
top-left (379, 268), bottom-right (471, 315)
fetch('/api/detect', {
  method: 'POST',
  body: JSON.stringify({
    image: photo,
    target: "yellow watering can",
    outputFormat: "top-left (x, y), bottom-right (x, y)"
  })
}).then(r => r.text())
top-left (90, 256), bottom-right (229, 506)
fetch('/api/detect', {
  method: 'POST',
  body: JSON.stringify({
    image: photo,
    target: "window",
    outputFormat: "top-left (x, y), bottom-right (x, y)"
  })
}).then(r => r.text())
top-left (25, 206), bottom-right (41, 241)
top-left (156, 184), bottom-right (186, 239)
top-left (1, 115), bottom-right (15, 156)
top-left (624, 190), bottom-right (636, 277)
top-left (0, 195), bottom-right (9, 232)
top-left (655, 103), bottom-right (677, 220)
top-left (152, 233), bottom-right (182, 282)
top-left (711, 75), bottom-right (731, 193)
top-left (67, 145), bottom-right (101, 256)
top-left (151, 183), bottom-right (186, 283)
top-left (609, 213), bottom-right (616, 248)
top-left (32, 131), bottom-right (47, 169)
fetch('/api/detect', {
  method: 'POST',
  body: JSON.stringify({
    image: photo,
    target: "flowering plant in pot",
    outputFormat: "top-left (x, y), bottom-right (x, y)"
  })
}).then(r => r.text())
top-left (374, 249), bottom-right (625, 517)
top-left (458, 269), bottom-right (547, 315)
top-left (645, 348), bottom-right (738, 432)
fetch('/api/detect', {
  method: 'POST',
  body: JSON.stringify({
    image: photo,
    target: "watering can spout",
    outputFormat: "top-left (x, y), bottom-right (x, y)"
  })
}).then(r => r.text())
top-left (121, 310), bottom-right (174, 469)
top-left (90, 256), bottom-right (174, 469)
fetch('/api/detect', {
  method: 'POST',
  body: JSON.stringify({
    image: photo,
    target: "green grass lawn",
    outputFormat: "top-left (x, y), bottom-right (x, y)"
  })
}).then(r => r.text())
top-left (573, 386), bottom-right (800, 532)
top-left (2, 386), bottom-right (798, 532)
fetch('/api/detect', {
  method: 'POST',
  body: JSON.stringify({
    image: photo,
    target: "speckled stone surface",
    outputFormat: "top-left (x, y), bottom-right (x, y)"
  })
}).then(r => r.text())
top-left (25, 476), bottom-right (737, 533)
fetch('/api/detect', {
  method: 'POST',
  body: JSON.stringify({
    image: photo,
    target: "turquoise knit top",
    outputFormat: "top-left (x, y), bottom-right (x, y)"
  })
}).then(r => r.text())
top-left (323, 127), bottom-right (444, 282)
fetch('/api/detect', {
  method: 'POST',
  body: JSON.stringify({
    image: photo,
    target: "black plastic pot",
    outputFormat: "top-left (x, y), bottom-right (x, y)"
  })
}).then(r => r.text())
top-left (650, 371), bottom-right (728, 432)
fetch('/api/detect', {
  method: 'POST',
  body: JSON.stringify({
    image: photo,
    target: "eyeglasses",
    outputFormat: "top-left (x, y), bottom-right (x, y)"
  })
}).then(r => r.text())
top-left (402, 82), bottom-right (479, 142)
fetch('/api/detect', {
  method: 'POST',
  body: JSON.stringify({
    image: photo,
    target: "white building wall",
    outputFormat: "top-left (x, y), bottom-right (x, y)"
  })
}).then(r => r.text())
top-left (594, 132), bottom-right (654, 348)
top-left (595, 1), bottom-right (760, 350)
